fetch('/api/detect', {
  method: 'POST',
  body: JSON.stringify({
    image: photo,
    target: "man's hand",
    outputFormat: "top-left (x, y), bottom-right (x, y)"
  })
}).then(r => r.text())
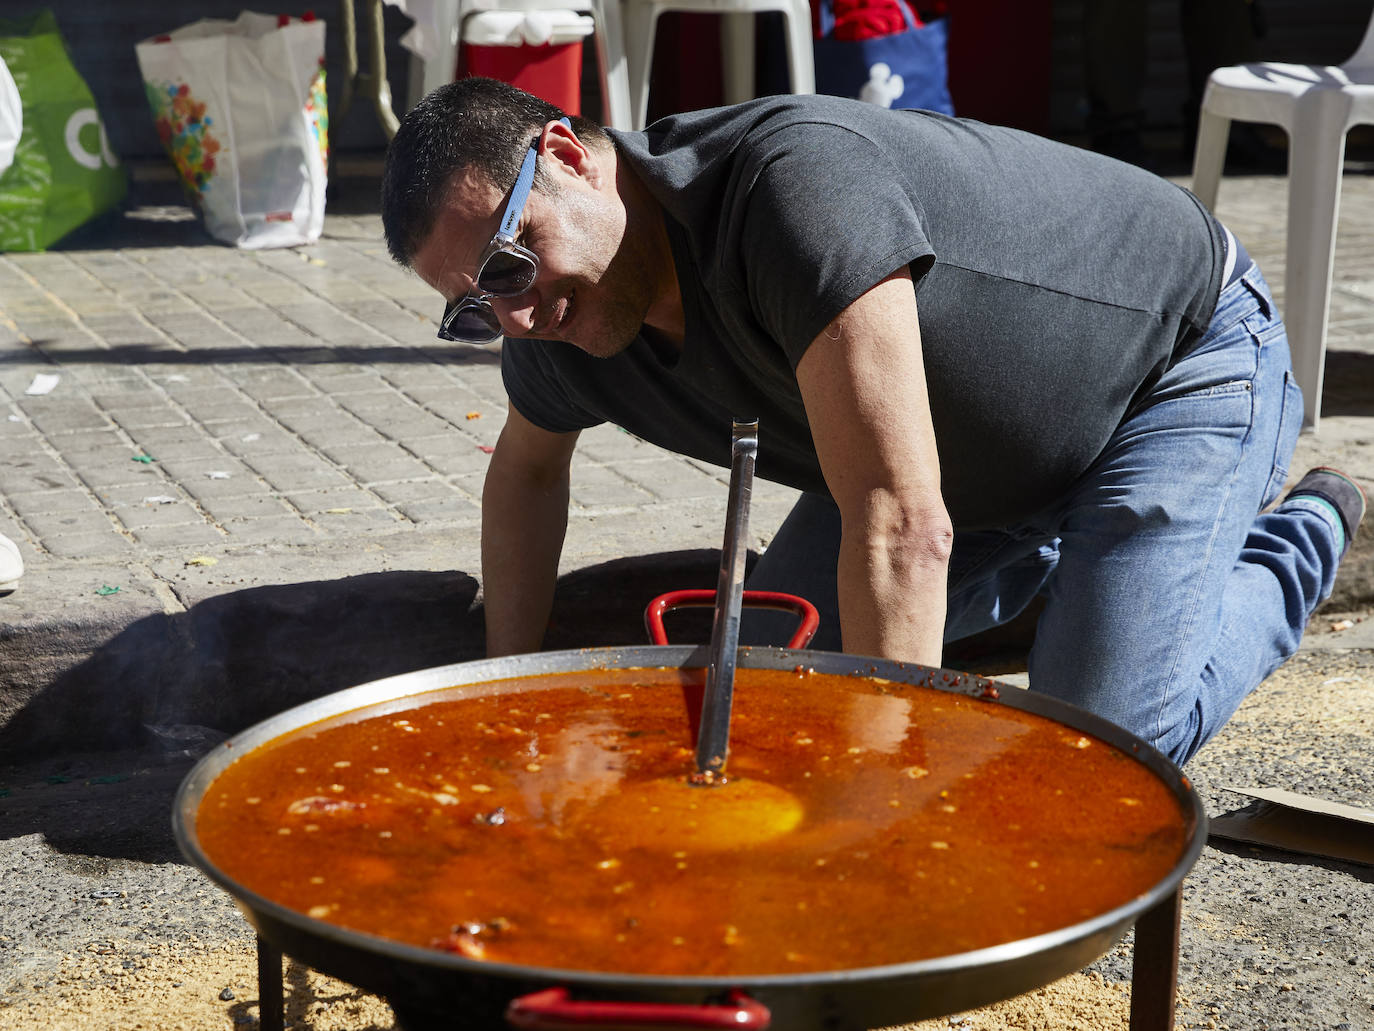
top-left (795, 267), bottom-right (952, 666)
top-left (481, 408), bottom-right (580, 656)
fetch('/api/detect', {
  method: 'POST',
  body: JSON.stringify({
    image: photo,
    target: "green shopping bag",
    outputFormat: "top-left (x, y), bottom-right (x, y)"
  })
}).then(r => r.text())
top-left (0, 10), bottom-right (126, 251)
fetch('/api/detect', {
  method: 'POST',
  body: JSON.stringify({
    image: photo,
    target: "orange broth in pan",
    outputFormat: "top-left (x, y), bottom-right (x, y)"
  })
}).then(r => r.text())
top-left (195, 667), bottom-right (1188, 977)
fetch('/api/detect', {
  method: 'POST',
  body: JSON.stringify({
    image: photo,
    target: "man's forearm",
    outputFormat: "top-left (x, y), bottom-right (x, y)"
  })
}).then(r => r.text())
top-left (836, 498), bottom-right (952, 667)
top-left (480, 461), bottom-right (571, 657)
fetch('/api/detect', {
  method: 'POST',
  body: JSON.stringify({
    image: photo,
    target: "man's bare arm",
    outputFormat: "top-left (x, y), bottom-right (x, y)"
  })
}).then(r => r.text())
top-left (481, 408), bottom-right (580, 656)
top-left (794, 267), bottom-right (953, 666)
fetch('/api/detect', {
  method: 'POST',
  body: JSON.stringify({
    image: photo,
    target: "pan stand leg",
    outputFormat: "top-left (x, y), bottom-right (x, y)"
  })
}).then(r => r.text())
top-left (1129, 887), bottom-right (1182, 1031)
top-left (257, 936), bottom-right (285, 1031)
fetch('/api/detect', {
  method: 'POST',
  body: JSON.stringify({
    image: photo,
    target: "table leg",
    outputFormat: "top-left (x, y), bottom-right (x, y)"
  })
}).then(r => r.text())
top-left (257, 936), bottom-right (285, 1031)
top-left (1130, 887), bottom-right (1182, 1031)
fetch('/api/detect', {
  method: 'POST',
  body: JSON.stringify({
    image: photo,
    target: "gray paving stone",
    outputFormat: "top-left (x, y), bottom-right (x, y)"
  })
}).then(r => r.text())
top-left (0, 455), bottom-right (85, 495)
top-left (569, 464), bottom-right (654, 507)
top-left (576, 425), bottom-right (662, 463)
top-left (175, 397), bottom-right (268, 425)
top-left (437, 463), bottom-right (484, 489)
top-left (6, 487), bottom-right (101, 517)
top-left (39, 530), bottom-right (135, 559)
top-left (146, 310), bottom-right (247, 351)
top-left (128, 522), bottom-right (227, 548)
top-left (316, 441), bottom-right (433, 483)
top-left (110, 500), bottom-right (209, 532)
top-left (371, 412), bottom-right (461, 442)
top-left (87, 386), bottom-right (175, 410)
top-left (37, 427), bottom-right (126, 455)
top-left (370, 479), bottom-right (463, 505)
top-left (219, 514), bottom-right (321, 543)
top-left (296, 370), bottom-right (388, 394)
top-left (77, 315), bottom-right (163, 346)
top-left (621, 458), bottom-right (731, 501)
top-left (159, 460), bottom-right (268, 500)
top-left (295, 420), bottom-right (389, 450)
top-left (120, 426), bottom-right (224, 461)
top-left (393, 496), bottom-right (483, 523)
top-left (224, 366), bottom-right (316, 401)
top-left (330, 388), bottom-right (420, 416)
top-left (197, 493), bottom-right (298, 523)
top-left (18, 398), bottom-right (113, 435)
top-left (154, 369), bottom-right (239, 393)
top-left (22, 508), bottom-right (121, 539)
top-left (284, 487), bottom-right (390, 514)
top-left (242, 451), bottom-right (356, 491)
top-left (216, 307), bottom-right (316, 349)
top-left (310, 507), bottom-right (408, 534)
top-left (388, 437), bottom-right (481, 477)
top-left (215, 425), bottom-right (309, 457)
top-left (68, 455), bottom-right (167, 492)
top-left (104, 404), bottom-right (192, 432)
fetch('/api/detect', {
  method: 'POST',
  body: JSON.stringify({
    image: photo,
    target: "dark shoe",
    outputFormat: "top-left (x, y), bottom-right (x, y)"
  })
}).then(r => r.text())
top-left (1285, 467), bottom-right (1367, 555)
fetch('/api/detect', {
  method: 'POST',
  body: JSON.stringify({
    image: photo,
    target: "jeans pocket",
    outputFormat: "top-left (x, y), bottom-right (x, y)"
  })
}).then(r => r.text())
top-left (1263, 370), bottom-right (1303, 507)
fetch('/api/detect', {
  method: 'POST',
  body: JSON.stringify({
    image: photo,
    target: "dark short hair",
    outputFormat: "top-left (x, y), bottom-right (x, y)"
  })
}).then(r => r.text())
top-left (381, 77), bottom-right (610, 267)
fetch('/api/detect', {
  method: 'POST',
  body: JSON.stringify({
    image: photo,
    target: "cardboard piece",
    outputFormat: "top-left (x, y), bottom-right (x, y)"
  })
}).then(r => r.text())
top-left (1208, 786), bottom-right (1374, 867)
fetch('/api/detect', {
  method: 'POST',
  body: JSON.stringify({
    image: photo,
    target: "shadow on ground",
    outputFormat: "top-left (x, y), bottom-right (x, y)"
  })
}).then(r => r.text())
top-left (0, 546), bottom-right (1036, 864)
top-left (0, 550), bottom-right (720, 863)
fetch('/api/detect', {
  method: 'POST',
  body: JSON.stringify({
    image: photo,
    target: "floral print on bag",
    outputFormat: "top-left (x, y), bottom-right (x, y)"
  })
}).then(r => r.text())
top-left (145, 81), bottom-right (220, 196)
top-left (305, 61), bottom-right (328, 169)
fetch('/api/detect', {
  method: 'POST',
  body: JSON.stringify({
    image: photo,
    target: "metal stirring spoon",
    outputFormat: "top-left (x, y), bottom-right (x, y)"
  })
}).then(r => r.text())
top-left (694, 417), bottom-right (758, 782)
top-left (569, 417), bottom-right (804, 849)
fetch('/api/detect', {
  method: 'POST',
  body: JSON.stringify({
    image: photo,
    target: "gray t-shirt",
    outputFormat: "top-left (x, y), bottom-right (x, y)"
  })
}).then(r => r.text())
top-left (502, 94), bottom-right (1225, 529)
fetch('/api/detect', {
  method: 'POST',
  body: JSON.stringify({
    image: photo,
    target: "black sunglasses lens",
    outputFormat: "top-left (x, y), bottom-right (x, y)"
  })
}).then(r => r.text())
top-left (478, 250), bottom-right (537, 296)
top-left (439, 302), bottom-right (502, 343)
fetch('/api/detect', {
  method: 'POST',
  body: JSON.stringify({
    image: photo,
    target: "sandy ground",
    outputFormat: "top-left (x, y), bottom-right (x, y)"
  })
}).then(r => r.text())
top-left (0, 935), bottom-right (1136, 1031)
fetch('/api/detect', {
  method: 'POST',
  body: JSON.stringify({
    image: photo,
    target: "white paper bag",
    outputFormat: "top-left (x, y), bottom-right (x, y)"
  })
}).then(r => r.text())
top-left (135, 11), bottom-right (328, 249)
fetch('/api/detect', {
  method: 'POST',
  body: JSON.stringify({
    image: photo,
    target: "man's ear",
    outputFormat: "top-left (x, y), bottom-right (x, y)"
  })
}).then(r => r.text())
top-left (540, 119), bottom-right (600, 185)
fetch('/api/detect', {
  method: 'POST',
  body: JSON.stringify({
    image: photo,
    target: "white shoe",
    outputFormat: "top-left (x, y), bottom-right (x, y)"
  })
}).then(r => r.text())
top-left (0, 533), bottom-right (23, 592)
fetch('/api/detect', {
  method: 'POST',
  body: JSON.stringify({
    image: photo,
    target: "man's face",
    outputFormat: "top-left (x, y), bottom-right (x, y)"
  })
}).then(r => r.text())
top-left (412, 131), bottom-right (657, 359)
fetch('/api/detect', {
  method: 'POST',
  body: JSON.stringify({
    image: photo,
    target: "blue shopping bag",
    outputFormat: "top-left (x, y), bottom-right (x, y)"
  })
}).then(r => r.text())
top-left (813, 0), bottom-right (954, 114)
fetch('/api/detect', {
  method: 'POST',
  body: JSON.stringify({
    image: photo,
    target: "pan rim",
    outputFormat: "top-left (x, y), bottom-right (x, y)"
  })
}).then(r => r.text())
top-left (172, 645), bottom-right (1207, 992)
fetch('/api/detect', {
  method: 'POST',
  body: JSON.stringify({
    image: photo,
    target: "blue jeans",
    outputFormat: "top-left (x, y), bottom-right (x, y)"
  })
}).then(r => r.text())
top-left (744, 264), bottom-right (1340, 766)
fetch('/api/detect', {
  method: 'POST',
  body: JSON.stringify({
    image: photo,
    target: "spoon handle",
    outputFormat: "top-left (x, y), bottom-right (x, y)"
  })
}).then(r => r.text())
top-left (696, 418), bottom-right (759, 777)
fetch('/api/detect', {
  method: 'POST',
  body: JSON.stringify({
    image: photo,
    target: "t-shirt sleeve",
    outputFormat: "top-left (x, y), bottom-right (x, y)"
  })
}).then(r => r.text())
top-left (736, 121), bottom-right (937, 369)
top-left (500, 337), bottom-right (606, 434)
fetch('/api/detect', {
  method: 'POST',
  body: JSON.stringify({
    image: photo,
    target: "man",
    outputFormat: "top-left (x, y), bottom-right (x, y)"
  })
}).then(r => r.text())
top-left (380, 77), bottom-right (1362, 766)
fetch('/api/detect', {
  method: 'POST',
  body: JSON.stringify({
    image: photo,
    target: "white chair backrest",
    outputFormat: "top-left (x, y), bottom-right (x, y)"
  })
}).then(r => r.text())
top-left (1344, 5), bottom-right (1374, 74)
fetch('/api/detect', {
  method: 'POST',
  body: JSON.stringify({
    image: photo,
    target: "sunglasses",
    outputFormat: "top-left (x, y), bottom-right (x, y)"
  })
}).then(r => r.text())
top-left (437, 117), bottom-right (572, 344)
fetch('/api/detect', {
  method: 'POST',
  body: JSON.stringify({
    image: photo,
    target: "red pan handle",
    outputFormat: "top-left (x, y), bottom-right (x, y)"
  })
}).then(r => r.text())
top-left (506, 987), bottom-right (771, 1030)
top-left (644, 590), bottom-right (819, 649)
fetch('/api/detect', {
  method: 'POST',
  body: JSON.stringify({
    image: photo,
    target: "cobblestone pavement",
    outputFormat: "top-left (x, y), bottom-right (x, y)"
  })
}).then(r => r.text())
top-left (1, 158), bottom-right (1373, 1030)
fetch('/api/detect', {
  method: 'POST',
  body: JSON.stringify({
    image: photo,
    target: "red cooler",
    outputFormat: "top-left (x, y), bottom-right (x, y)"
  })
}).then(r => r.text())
top-left (460, 10), bottom-right (593, 115)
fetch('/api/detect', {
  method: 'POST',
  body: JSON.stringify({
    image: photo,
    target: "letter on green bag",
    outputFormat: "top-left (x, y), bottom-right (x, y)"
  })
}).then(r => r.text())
top-left (0, 10), bottom-right (126, 251)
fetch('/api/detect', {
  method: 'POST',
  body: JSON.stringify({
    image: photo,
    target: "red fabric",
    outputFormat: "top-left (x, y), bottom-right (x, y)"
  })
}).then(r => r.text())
top-left (814, 0), bottom-right (923, 42)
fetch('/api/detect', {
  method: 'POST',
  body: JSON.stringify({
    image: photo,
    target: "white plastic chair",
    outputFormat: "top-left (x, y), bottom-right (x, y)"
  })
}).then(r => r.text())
top-left (405, 0), bottom-right (634, 129)
top-left (1190, 13), bottom-right (1374, 431)
top-left (622, 0), bottom-right (816, 129)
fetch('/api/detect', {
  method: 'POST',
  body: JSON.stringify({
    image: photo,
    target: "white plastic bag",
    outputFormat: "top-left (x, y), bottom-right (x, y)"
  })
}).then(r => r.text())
top-left (135, 11), bottom-right (328, 249)
top-left (0, 54), bottom-right (20, 177)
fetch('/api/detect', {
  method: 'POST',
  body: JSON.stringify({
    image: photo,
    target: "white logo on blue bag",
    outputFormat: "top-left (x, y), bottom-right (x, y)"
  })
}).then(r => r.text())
top-left (860, 63), bottom-right (904, 108)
